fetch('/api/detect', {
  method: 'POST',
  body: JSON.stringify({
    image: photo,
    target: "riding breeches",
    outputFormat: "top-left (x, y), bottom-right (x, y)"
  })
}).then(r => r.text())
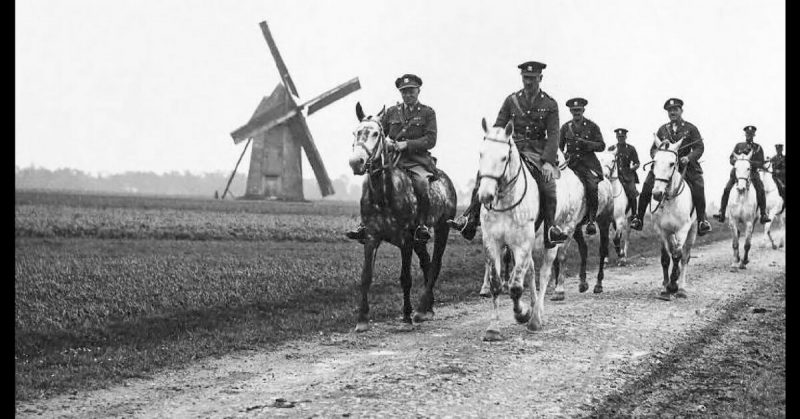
top-left (772, 174), bottom-right (786, 202)
top-left (637, 169), bottom-right (707, 220)
top-left (406, 166), bottom-right (430, 224)
top-left (620, 178), bottom-right (639, 214)
top-left (569, 163), bottom-right (601, 221)
top-left (718, 168), bottom-right (767, 215)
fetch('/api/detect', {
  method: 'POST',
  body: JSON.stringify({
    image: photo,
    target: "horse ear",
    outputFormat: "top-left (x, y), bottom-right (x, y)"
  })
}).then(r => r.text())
top-left (504, 120), bottom-right (514, 138)
top-left (481, 117), bottom-right (488, 133)
top-left (377, 105), bottom-right (386, 118)
top-left (652, 134), bottom-right (662, 150)
top-left (672, 138), bottom-right (684, 151)
top-left (356, 102), bottom-right (365, 121)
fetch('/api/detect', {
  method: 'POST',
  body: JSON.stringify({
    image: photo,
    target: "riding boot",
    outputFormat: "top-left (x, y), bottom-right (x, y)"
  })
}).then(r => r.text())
top-left (584, 180), bottom-right (599, 236)
top-left (687, 173), bottom-right (712, 236)
top-left (447, 181), bottom-right (480, 240)
top-left (630, 171), bottom-right (655, 231)
top-left (752, 172), bottom-right (771, 224)
top-left (346, 224), bottom-right (367, 244)
top-left (713, 174), bottom-right (735, 223)
top-left (412, 174), bottom-right (432, 243)
top-left (541, 179), bottom-right (567, 248)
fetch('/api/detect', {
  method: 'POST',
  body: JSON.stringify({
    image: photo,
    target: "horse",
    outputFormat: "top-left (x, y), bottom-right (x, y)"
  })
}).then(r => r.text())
top-left (476, 117), bottom-right (557, 340)
top-left (348, 102), bottom-right (457, 332)
top-left (598, 149), bottom-right (632, 266)
top-left (649, 137), bottom-right (697, 300)
top-left (760, 160), bottom-right (785, 249)
top-left (724, 151), bottom-right (759, 269)
top-left (478, 149), bottom-right (615, 302)
top-left (548, 148), bottom-right (615, 301)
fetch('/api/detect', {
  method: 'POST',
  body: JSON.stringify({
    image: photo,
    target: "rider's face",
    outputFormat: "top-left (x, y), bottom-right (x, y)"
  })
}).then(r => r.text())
top-left (569, 107), bottom-right (585, 121)
top-left (400, 87), bottom-right (420, 106)
top-left (521, 74), bottom-right (541, 93)
top-left (666, 106), bottom-right (683, 122)
top-left (616, 133), bottom-right (626, 143)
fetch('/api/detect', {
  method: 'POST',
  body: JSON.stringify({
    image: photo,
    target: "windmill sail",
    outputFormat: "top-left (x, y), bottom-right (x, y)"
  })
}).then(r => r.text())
top-left (259, 21), bottom-right (299, 97)
top-left (306, 78), bottom-right (361, 116)
top-left (289, 117), bottom-right (335, 197)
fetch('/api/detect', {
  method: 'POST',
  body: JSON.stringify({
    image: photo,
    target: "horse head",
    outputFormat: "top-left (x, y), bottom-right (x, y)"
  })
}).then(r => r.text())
top-left (349, 102), bottom-right (387, 175)
top-left (477, 118), bottom-right (517, 206)
top-left (598, 149), bottom-right (618, 180)
top-left (733, 149), bottom-right (753, 193)
top-left (651, 137), bottom-right (683, 202)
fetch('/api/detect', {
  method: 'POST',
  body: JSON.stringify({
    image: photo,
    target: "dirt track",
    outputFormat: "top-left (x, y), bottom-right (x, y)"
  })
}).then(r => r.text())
top-left (16, 237), bottom-right (785, 418)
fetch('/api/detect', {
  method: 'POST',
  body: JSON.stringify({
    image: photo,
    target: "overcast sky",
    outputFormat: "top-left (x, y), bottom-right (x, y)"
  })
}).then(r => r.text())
top-left (16, 0), bottom-right (785, 197)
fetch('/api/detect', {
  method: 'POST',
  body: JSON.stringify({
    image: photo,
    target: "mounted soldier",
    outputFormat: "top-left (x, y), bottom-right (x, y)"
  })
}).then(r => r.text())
top-left (629, 98), bottom-right (712, 236)
top-left (447, 60), bottom-right (568, 248)
top-left (559, 97), bottom-right (606, 235)
top-left (713, 125), bottom-right (771, 224)
top-left (607, 128), bottom-right (640, 215)
top-left (346, 73), bottom-right (438, 243)
top-left (770, 143), bottom-right (786, 202)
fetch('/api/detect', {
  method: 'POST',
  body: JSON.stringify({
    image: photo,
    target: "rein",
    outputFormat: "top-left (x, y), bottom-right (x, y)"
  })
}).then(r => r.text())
top-left (649, 147), bottom-right (689, 214)
top-left (733, 155), bottom-right (753, 190)
top-left (354, 119), bottom-right (401, 209)
top-left (477, 136), bottom-right (529, 212)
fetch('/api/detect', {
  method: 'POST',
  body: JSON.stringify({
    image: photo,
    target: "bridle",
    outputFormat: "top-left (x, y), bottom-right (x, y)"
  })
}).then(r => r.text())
top-left (352, 118), bottom-right (401, 207)
top-left (606, 154), bottom-right (623, 198)
top-left (476, 135), bottom-right (528, 212)
top-left (649, 144), bottom-right (688, 213)
top-left (733, 154), bottom-right (752, 190)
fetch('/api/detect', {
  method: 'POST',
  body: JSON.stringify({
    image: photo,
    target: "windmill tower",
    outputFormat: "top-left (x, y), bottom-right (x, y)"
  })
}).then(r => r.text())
top-left (224, 20), bottom-right (361, 200)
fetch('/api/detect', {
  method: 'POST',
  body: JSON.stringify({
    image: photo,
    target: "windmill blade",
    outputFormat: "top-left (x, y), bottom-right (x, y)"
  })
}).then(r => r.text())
top-left (288, 117), bottom-right (335, 197)
top-left (259, 20), bottom-right (299, 97)
top-left (304, 77), bottom-right (361, 116)
top-left (231, 106), bottom-right (298, 144)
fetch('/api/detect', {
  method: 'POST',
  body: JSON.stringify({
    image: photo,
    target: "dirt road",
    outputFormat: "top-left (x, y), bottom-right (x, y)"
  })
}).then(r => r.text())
top-left (17, 238), bottom-right (785, 418)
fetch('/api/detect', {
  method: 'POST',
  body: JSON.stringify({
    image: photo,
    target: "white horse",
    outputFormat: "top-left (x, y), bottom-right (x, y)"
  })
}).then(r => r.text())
top-left (547, 148), bottom-right (615, 300)
top-left (477, 118), bottom-right (557, 340)
top-left (650, 138), bottom-right (697, 300)
top-left (598, 150), bottom-right (632, 266)
top-left (725, 151), bottom-right (759, 269)
top-left (760, 160), bottom-right (785, 249)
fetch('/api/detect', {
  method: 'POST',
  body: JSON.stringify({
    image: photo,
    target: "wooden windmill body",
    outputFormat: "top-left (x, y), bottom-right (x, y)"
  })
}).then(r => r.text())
top-left (225, 20), bottom-right (360, 201)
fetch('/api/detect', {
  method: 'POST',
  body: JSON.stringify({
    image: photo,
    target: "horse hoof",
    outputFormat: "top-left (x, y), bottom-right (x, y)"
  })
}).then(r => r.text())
top-left (593, 285), bottom-right (603, 294)
top-left (618, 259), bottom-right (627, 267)
top-left (479, 286), bottom-right (492, 298)
top-left (772, 244), bottom-right (778, 250)
top-left (354, 322), bottom-right (371, 333)
top-left (675, 288), bottom-right (688, 298)
top-left (413, 311), bottom-right (433, 323)
top-left (738, 263), bottom-right (747, 270)
top-left (483, 328), bottom-right (503, 342)
top-left (514, 307), bottom-right (532, 324)
top-left (399, 322), bottom-right (415, 332)
top-left (579, 283), bottom-right (589, 293)
top-left (550, 291), bottom-right (565, 301)
top-left (657, 291), bottom-right (674, 301)
top-left (526, 318), bottom-right (543, 332)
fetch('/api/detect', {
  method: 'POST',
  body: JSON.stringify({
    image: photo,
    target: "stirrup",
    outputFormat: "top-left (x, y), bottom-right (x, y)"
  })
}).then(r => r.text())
top-left (585, 221), bottom-right (597, 235)
top-left (446, 216), bottom-right (468, 232)
top-left (712, 213), bottom-right (726, 223)
top-left (630, 216), bottom-right (643, 230)
top-left (760, 213), bottom-right (771, 224)
top-left (547, 226), bottom-right (567, 244)
top-left (697, 220), bottom-right (712, 236)
top-left (414, 225), bottom-right (431, 242)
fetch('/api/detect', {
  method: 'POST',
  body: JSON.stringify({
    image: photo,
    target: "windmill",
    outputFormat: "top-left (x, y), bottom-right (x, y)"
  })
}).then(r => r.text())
top-left (224, 20), bottom-right (361, 200)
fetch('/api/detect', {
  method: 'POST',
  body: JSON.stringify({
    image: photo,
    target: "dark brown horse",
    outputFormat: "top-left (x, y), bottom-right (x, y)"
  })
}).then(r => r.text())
top-left (348, 102), bottom-right (457, 332)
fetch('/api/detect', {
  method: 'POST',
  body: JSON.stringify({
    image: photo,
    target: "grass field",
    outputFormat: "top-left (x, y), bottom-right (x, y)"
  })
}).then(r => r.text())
top-left (15, 190), bottom-right (732, 401)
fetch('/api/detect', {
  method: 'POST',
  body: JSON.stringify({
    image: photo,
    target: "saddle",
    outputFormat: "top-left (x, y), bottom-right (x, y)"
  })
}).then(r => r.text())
top-left (518, 154), bottom-right (547, 231)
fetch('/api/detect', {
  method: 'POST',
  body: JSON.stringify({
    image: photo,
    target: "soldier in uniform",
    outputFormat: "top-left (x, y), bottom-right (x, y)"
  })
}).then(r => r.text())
top-left (447, 61), bottom-right (568, 248)
top-left (770, 143), bottom-right (785, 202)
top-left (629, 98), bottom-right (713, 236)
top-left (559, 97), bottom-right (606, 235)
top-left (346, 73), bottom-right (438, 243)
top-left (712, 125), bottom-right (771, 224)
top-left (607, 128), bottom-right (640, 215)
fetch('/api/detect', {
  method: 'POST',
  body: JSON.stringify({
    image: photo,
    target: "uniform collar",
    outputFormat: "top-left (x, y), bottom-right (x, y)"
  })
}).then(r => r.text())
top-left (403, 102), bottom-right (420, 112)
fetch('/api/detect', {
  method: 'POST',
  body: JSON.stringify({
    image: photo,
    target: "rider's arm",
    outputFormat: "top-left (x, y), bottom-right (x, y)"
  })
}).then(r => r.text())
top-left (403, 107), bottom-right (437, 152)
top-left (542, 101), bottom-right (560, 165)
top-left (686, 126), bottom-right (704, 163)
top-left (588, 123), bottom-right (606, 152)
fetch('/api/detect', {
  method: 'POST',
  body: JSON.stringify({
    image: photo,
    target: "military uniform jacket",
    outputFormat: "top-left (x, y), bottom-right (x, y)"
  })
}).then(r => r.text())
top-left (652, 120), bottom-right (704, 174)
top-left (729, 141), bottom-right (765, 169)
top-left (559, 117), bottom-right (605, 177)
top-left (770, 154), bottom-right (785, 178)
top-left (494, 89), bottom-right (560, 166)
top-left (381, 102), bottom-right (437, 172)
top-left (611, 143), bottom-right (640, 183)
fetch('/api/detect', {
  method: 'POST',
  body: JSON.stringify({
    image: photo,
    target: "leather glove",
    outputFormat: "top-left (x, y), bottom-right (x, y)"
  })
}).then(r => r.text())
top-left (541, 161), bottom-right (561, 182)
top-left (680, 156), bottom-right (690, 165)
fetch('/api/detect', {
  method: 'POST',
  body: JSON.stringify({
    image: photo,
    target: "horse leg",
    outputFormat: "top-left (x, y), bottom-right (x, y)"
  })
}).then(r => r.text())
top-left (595, 220), bottom-right (611, 294)
top-left (658, 245), bottom-right (672, 300)
top-left (509, 246), bottom-right (533, 324)
top-left (740, 221), bottom-right (754, 269)
top-left (574, 229), bottom-right (589, 293)
top-left (675, 223), bottom-right (696, 299)
top-left (502, 246), bottom-right (513, 293)
top-left (397, 244), bottom-right (414, 329)
top-left (730, 222), bottom-right (741, 269)
top-left (667, 236), bottom-right (683, 295)
top-left (550, 245), bottom-right (566, 301)
top-left (620, 221), bottom-right (631, 266)
top-left (529, 246), bottom-right (556, 332)
top-left (413, 240), bottom-right (435, 322)
top-left (483, 240), bottom-right (506, 342)
top-left (613, 232), bottom-right (622, 259)
top-left (765, 218), bottom-right (777, 249)
top-left (480, 257), bottom-right (493, 297)
top-left (355, 239), bottom-right (381, 332)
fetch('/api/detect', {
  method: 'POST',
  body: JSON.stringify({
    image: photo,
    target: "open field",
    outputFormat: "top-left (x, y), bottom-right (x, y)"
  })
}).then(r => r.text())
top-left (16, 189), bottom-right (743, 402)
